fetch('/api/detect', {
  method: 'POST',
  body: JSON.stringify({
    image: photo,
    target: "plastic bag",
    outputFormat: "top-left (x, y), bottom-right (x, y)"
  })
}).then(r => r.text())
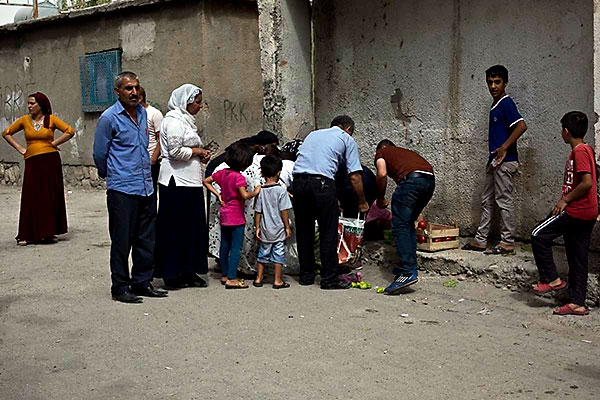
top-left (337, 217), bottom-right (365, 266)
top-left (364, 201), bottom-right (392, 240)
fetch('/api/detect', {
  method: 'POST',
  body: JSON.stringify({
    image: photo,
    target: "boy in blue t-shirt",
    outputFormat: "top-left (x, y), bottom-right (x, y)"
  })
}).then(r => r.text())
top-left (253, 155), bottom-right (292, 289)
top-left (463, 65), bottom-right (528, 254)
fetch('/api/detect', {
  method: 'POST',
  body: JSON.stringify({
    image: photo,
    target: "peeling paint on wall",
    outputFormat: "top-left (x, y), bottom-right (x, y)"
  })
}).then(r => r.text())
top-left (69, 117), bottom-right (84, 159)
top-left (120, 18), bottom-right (156, 60)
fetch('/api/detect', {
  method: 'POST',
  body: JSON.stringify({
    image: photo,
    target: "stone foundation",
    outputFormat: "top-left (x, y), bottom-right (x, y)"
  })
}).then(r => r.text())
top-left (0, 162), bottom-right (21, 185)
top-left (0, 162), bottom-right (105, 189)
top-left (62, 164), bottom-right (105, 189)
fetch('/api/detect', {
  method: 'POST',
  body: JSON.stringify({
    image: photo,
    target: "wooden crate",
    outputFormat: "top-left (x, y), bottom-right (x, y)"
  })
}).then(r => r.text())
top-left (416, 222), bottom-right (459, 252)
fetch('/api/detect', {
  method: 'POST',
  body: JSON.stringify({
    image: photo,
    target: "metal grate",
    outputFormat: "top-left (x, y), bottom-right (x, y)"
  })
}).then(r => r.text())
top-left (79, 49), bottom-right (121, 112)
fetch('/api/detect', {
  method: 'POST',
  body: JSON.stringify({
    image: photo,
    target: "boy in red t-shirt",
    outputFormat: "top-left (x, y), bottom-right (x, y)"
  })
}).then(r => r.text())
top-left (531, 111), bottom-right (597, 316)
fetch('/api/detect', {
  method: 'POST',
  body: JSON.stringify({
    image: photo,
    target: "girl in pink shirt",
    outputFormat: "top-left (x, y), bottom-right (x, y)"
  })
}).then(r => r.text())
top-left (204, 142), bottom-right (260, 289)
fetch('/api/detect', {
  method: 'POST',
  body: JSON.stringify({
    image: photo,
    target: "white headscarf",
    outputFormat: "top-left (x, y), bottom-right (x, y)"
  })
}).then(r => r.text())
top-left (165, 84), bottom-right (202, 131)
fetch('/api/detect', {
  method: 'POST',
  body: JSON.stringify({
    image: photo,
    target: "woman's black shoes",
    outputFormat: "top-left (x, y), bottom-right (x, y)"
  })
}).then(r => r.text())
top-left (186, 275), bottom-right (208, 288)
top-left (164, 275), bottom-right (207, 289)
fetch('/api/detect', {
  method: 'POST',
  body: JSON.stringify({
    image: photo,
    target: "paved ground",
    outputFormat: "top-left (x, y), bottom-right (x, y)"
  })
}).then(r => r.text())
top-left (0, 185), bottom-right (599, 400)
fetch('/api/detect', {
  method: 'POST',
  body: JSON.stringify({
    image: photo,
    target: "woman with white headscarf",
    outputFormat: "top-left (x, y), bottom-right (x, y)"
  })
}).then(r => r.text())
top-left (155, 84), bottom-right (211, 289)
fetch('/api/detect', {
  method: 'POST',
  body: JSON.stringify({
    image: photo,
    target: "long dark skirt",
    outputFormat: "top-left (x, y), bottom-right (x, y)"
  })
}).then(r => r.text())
top-left (17, 151), bottom-right (68, 242)
top-left (155, 177), bottom-right (208, 279)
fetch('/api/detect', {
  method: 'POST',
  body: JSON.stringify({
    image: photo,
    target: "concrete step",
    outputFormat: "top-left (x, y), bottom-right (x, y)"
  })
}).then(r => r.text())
top-left (361, 238), bottom-right (600, 307)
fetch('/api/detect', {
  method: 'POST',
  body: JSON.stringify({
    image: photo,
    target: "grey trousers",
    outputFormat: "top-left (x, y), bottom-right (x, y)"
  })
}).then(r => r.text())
top-left (474, 161), bottom-right (519, 246)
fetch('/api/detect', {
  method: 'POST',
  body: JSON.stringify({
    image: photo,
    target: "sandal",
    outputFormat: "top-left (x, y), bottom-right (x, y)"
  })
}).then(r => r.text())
top-left (553, 304), bottom-right (589, 316)
top-left (272, 281), bottom-right (290, 289)
top-left (252, 280), bottom-right (264, 288)
top-left (531, 281), bottom-right (567, 294)
top-left (484, 245), bottom-right (514, 255)
top-left (462, 242), bottom-right (486, 252)
top-left (225, 279), bottom-right (249, 289)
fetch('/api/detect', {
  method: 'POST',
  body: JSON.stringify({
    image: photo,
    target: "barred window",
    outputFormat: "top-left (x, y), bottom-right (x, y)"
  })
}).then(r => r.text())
top-left (79, 49), bottom-right (122, 112)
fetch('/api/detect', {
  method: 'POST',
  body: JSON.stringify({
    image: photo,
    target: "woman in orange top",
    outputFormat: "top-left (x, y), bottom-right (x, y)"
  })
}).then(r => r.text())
top-left (2, 92), bottom-right (75, 245)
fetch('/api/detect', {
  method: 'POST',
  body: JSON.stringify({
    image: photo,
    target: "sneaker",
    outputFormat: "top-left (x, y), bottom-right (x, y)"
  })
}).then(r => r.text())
top-left (385, 273), bottom-right (418, 295)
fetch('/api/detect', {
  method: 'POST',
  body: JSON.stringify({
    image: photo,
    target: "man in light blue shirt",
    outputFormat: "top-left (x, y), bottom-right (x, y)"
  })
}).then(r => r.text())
top-left (292, 115), bottom-right (369, 289)
top-left (93, 71), bottom-right (167, 303)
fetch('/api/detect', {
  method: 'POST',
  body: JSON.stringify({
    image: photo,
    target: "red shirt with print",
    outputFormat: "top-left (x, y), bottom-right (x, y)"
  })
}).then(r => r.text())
top-left (562, 144), bottom-right (598, 221)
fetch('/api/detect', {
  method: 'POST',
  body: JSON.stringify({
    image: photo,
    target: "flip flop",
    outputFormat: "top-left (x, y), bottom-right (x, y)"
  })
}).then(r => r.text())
top-left (272, 281), bottom-right (290, 289)
top-left (225, 280), bottom-right (248, 289)
top-left (484, 246), bottom-right (515, 255)
top-left (252, 280), bottom-right (264, 288)
top-left (462, 242), bottom-right (486, 252)
top-left (553, 304), bottom-right (589, 316)
top-left (531, 281), bottom-right (567, 294)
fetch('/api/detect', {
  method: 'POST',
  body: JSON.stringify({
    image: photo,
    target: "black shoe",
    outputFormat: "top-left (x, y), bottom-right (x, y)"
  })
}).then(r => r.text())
top-left (163, 277), bottom-right (189, 289)
top-left (112, 291), bottom-right (143, 303)
top-left (320, 280), bottom-right (351, 290)
top-left (132, 284), bottom-right (169, 298)
top-left (185, 274), bottom-right (208, 288)
top-left (299, 275), bottom-right (315, 286)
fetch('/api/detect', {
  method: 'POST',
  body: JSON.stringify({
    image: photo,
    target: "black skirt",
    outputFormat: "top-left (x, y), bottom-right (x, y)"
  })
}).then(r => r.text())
top-left (17, 151), bottom-right (68, 242)
top-left (155, 177), bottom-right (208, 278)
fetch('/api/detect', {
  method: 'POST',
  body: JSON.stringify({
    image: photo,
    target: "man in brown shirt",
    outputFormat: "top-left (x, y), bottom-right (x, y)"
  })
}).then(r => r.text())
top-left (375, 139), bottom-right (435, 294)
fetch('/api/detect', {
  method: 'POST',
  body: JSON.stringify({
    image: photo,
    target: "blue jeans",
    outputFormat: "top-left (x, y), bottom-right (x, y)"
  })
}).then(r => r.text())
top-left (220, 224), bottom-right (245, 280)
top-left (391, 174), bottom-right (435, 276)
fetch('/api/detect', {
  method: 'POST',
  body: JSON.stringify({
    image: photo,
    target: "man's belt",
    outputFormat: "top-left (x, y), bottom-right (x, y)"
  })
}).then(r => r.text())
top-left (293, 173), bottom-right (333, 181)
top-left (402, 170), bottom-right (434, 180)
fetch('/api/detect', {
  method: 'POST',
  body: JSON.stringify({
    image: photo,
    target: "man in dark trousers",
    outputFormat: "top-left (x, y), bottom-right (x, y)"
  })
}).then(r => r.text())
top-left (375, 139), bottom-right (435, 294)
top-left (94, 71), bottom-right (168, 303)
top-left (292, 115), bottom-right (369, 289)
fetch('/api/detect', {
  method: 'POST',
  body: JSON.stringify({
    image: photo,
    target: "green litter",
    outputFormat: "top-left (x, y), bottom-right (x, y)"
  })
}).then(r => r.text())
top-left (376, 287), bottom-right (385, 293)
top-left (520, 244), bottom-right (532, 252)
top-left (352, 281), bottom-right (372, 289)
top-left (443, 279), bottom-right (457, 288)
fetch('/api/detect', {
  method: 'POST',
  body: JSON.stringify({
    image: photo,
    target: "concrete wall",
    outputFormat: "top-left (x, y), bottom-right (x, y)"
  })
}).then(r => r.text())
top-left (0, 0), bottom-right (264, 178)
top-left (313, 0), bottom-right (594, 241)
top-left (257, 0), bottom-right (314, 141)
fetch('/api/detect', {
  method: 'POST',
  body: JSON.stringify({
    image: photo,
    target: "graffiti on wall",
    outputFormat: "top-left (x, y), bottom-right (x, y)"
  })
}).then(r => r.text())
top-left (223, 99), bottom-right (250, 123)
top-left (1, 83), bottom-right (36, 124)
